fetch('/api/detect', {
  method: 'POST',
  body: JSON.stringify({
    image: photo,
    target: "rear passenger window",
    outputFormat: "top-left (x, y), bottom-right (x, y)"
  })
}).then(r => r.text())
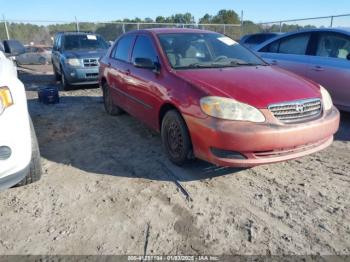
top-left (260, 34), bottom-right (310, 55)
top-left (279, 34), bottom-right (310, 55)
top-left (245, 35), bottom-right (266, 44)
top-left (261, 40), bottom-right (279, 53)
top-left (112, 35), bottom-right (134, 62)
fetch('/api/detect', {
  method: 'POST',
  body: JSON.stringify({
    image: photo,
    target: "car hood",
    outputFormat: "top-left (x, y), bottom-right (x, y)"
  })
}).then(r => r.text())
top-left (175, 65), bottom-right (321, 108)
top-left (63, 49), bottom-right (107, 59)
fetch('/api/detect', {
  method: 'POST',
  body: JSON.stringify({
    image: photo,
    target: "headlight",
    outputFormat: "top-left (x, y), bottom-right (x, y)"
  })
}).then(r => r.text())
top-left (200, 96), bottom-right (265, 123)
top-left (66, 58), bottom-right (81, 67)
top-left (0, 87), bottom-right (14, 115)
top-left (320, 85), bottom-right (333, 111)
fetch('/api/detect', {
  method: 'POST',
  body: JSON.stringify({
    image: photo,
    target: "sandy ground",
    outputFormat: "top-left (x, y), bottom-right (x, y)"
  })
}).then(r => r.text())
top-left (0, 65), bottom-right (349, 255)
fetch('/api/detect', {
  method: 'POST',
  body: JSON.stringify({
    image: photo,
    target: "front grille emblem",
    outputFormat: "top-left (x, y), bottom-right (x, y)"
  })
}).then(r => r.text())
top-left (295, 103), bottom-right (305, 113)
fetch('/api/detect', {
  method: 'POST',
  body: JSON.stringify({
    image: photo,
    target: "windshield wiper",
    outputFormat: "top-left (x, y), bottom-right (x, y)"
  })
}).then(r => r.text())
top-left (175, 63), bottom-right (214, 69)
top-left (229, 61), bottom-right (265, 66)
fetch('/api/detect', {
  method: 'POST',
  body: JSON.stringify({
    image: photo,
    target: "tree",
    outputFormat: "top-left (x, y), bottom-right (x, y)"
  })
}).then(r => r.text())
top-left (211, 10), bottom-right (240, 24)
top-left (171, 13), bottom-right (195, 24)
top-left (199, 14), bottom-right (212, 24)
top-left (155, 16), bottom-right (166, 23)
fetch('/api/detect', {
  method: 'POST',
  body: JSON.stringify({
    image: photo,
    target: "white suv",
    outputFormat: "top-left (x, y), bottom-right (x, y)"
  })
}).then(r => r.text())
top-left (0, 40), bottom-right (42, 191)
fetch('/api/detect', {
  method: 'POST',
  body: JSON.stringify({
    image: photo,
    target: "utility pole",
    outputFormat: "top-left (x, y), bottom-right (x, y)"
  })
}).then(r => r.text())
top-left (2, 14), bottom-right (10, 40)
top-left (240, 10), bottom-right (244, 37)
top-left (75, 16), bottom-right (80, 32)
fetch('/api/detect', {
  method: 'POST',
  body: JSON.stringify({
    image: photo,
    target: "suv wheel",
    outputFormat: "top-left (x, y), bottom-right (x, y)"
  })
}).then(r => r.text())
top-left (161, 110), bottom-right (192, 166)
top-left (53, 65), bottom-right (60, 81)
top-left (102, 82), bottom-right (124, 115)
top-left (60, 67), bottom-right (70, 91)
top-left (16, 119), bottom-right (42, 187)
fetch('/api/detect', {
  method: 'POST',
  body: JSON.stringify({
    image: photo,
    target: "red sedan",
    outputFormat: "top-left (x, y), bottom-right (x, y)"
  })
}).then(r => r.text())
top-left (99, 28), bottom-right (339, 167)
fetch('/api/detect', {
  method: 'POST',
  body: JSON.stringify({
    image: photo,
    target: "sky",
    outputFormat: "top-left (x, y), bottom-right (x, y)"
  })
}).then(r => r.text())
top-left (1, 0), bottom-right (349, 25)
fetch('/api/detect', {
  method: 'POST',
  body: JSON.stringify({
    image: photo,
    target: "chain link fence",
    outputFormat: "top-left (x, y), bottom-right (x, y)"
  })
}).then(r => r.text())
top-left (0, 20), bottom-right (242, 46)
top-left (252, 14), bottom-right (350, 34)
top-left (1, 14), bottom-right (349, 46)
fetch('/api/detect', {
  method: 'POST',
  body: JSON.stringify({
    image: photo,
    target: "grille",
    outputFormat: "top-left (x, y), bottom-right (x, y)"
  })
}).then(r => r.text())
top-left (86, 73), bottom-right (98, 78)
top-left (83, 58), bottom-right (99, 67)
top-left (269, 98), bottom-right (322, 123)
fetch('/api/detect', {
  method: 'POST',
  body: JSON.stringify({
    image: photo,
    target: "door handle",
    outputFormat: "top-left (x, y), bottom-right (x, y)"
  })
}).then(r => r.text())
top-left (312, 66), bottom-right (324, 72)
top-left (270, 60), bottom-right (278, 65)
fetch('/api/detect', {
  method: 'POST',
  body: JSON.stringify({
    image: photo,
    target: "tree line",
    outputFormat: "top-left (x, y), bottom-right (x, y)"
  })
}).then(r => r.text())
top-left (0, 9), bottom-right (316, 44)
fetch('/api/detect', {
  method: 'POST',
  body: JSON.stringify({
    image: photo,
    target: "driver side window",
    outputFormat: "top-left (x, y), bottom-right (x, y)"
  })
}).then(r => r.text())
top-left (316, 33), bottom-right (350, 60)
top-left (131, 35), bottom-right (158, 63)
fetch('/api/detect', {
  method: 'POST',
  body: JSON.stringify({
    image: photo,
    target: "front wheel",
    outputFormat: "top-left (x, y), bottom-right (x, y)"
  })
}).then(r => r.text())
top-left (161, 110), bottom-right (193, 166)
top-left (60, 67), bottom-right (71, 91)
top-left (16, 119), bottom-right (42, 187)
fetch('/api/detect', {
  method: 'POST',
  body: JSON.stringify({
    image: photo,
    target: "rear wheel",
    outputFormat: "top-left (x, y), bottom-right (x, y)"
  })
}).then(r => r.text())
top-left (16, 119), bottom-right (42, 187)
top-left (102, 82), bottom-right (124, 115)
top-left (161, 110), bottom-right (192, 166)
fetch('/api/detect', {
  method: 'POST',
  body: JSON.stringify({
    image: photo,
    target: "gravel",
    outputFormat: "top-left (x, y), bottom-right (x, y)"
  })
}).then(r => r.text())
top-left (0, 65), bottom-right (349, 255)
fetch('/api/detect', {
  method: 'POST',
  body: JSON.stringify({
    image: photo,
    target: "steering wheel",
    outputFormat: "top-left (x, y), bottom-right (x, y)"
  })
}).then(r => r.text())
top-left (214, 55), bottom-right (228, 62)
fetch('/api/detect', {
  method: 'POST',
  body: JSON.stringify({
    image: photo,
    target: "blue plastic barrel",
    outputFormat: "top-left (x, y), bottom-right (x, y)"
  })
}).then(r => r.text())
top-left (38, 87), bottom-right (59, 104)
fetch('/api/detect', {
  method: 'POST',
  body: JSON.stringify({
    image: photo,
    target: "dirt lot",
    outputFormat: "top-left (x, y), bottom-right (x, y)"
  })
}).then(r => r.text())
top-left (0, 65), bottom-right (349, 255)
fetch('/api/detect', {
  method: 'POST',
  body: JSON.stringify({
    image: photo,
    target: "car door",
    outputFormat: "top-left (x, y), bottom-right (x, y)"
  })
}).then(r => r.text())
top-left (16, 46), bottom-right (31, 64)
top-left (107, 34), bottom-right (135, 113)
top-left (28, 47), bottom-right (39, 64)
top-left (257, 32), bottom-right (313, 79)
top-left (306, 32), bottom-right (350, 109)
top-left (126, 34), bottom-right (163, 129)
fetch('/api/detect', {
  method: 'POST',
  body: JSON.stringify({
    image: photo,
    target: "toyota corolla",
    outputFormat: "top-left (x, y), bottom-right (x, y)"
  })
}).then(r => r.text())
top-left (99, 28), bottom-right (339, 167)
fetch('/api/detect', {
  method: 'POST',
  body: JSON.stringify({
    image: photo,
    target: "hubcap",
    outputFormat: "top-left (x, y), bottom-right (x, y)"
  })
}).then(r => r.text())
top-left (166, 121), bottom-right (184, 158)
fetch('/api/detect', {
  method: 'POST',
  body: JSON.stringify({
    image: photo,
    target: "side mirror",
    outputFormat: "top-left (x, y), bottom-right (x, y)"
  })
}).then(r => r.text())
top-left (133, 57), bottom-right (157, 69)
top-left (3, 40), bottom-right (26, 57)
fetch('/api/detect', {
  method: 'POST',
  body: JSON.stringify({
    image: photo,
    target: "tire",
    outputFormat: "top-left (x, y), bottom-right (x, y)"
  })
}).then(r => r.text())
top-left (161, 110), bottom-right (193, 166)
top-left (102, 82), bottom-right (124, 115)
top-left (16, 119), bottom-right (42, 187)
top-left (60, 67), bottom-right (71, 91)
top-left (53, 65), bottom-right (60, 81)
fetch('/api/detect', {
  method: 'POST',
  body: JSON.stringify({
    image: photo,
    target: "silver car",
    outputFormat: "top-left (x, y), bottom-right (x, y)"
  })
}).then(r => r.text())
top-left (254, 28), bottom-right (350, 111)
top-left (16, 45), bottom-right (52, 65)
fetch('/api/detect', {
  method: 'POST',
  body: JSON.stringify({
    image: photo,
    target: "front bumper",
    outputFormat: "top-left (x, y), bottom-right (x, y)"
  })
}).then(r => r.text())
top-left (63, 66), bottom-right (99, 85)
top-left (0, 164), bottom-right (29, 191)
top-left (0, 79), bottom-right (32, 189)
top-left (184, 107), bottom-right (340, 167)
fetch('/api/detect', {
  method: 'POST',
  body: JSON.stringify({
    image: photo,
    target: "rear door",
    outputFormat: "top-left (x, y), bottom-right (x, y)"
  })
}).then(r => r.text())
top-left (306, 32), bottom-right (350, 108)
top-left (107, 34), bottom-right (135, 112)
top-left (257, 32), bottom-right (313, 79)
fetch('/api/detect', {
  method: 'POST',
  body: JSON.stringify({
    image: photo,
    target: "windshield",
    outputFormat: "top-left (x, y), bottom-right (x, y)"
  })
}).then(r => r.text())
top-left (63, 34), bottom-right (109, 51)
top-left (158, 33), bottom-right (267, 69)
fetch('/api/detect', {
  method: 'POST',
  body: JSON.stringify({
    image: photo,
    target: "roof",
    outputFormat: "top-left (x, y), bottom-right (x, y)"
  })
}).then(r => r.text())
top-left (291, 27), bottom-right (350, 34)
top-left (126, 28), bottom-right (216, 35)
top-left (253, 27), bottom-right (350, 51)
top-left (54, 31), bottom-right (95, 35)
